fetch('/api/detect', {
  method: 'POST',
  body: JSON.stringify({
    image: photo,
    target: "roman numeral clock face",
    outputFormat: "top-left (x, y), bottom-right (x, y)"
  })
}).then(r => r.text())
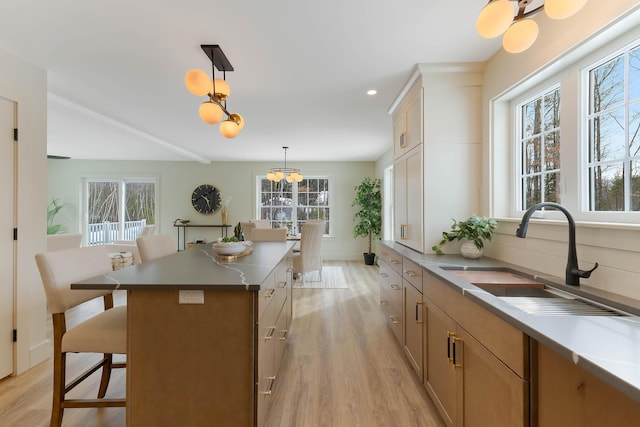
top-left (191, 184), bottom-right (221, 215)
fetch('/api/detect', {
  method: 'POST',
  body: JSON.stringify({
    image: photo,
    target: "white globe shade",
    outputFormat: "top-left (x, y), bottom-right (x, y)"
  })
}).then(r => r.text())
top-left (199, 101), bottom-right (223, 124)
top-left (213, 79), bottom-right (231, 99)
top-left (275, 171), bottom-right (284, 181)
top-left (476, 0), bottom-right (515, 39)
top-left (185, 69), bottom-right (211, 96)
top-left (286, 175), bottom-right (294, 183)
top-left (219, 119), bottom-right (240, 138)
top-left (267, 172), bottom-right (275, 181)
top-left (545, 0), bottom-right (587, 20)
top-left (502, 19), bottom-right (539, 53)
top-left (296, 174), bottom-right (304, 182)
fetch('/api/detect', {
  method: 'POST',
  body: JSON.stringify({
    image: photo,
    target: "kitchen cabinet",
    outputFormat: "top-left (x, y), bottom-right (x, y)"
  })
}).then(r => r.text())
top-left (403, 276), bottom-right (423, 379)
top-left (536, 342), bottom-right (640, 426)
top-left (390, 63), bottom-right (483, 255)
top-left (394, 144), bottom-right (424, 252)
top-left (393, 80), bottom-right (423, 159)
top-left (379, 254), bottom-right (403, 345)
top-left (423, 271), bottom-right (529, 427)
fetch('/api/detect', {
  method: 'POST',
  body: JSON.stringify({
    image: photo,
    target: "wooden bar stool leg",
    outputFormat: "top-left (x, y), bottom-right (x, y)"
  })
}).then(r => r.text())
top-left (97, 354), bottom-right (113, 398)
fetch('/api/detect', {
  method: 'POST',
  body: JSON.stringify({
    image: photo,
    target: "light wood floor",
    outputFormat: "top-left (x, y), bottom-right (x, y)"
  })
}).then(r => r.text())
top-left (0, 261), bottom-right (444, 427)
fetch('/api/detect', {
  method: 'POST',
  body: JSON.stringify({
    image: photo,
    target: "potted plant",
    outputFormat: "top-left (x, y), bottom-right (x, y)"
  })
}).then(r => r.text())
top-left (47, 198), bottom-right (67, 235)
top-left (432, 214), bottom-right (498, 259)
top-left (352, 177), bottom-right (382, 265)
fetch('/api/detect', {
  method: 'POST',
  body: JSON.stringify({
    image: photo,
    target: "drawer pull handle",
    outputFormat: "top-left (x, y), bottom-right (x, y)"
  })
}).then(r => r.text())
top-left (264, 288), bottom-right (276, 298)
top-left (390, 283), bottom-right (401, 291)
top-left (415, 301), bottom-right (424, 324)
top-left (279, 330), bottom-right (288, 340)
top-left (380, 299), bottom-right (388, 307)
top-left (263, 376), bottom-right (276, 395)
top-left (264, 326), bottom-right (276, 341)
top-left (405, 271), bottom-right (417, 278)
top-left (447, 331), bottom-right (454, 363)
top-left (380, 272), bottom-right (389, 278)
top-left (391, 260), bottom-right (400, 265)
top-left (389, 315), bottom-right (400, 325)
top-left (278, 281), bottom-right (287, 288)
top-left (453, 337), bottom-right (463, 368)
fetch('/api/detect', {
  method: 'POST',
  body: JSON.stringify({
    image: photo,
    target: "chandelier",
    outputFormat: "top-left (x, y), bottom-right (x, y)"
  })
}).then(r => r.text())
top-left (476, 0), bottom-right (588, 54)
top-left (267, 147), bottom-right (304, 183)
top-left (184, 45), bottom-right (244, 138)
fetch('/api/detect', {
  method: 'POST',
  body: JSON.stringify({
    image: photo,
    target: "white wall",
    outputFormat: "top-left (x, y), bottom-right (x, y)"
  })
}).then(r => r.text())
top-left (47, 159), bottom-right (377, 260)
top-left (0, 48), bottom-right (49, 374)
top-left (482, 1), bottom-right (640, 300)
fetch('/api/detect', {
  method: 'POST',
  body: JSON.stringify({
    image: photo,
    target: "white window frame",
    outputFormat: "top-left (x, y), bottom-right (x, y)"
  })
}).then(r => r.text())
top-left (83, 175), bottom-right (158, 244)
top-left (255, 175), bottom-right (332, 236)
top-left (495, 17), bottom-right (640, 224)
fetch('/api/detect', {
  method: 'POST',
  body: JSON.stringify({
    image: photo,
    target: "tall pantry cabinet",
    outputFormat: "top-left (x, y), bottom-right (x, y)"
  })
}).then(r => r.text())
top-left (389, 63), bottom-right (483, 253)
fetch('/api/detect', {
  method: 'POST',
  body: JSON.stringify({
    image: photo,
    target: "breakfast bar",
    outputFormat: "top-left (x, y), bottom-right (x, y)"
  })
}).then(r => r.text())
top-left (72, 241), bottom-right (296, 427)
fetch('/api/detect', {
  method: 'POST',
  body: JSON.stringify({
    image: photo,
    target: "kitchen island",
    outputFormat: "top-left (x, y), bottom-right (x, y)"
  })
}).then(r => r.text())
top-left (72, 241), bottom-right (295, 427)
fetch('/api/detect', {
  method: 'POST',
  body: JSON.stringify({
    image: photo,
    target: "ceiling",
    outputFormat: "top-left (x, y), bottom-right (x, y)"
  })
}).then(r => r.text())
top-left (0, 0), bottom-right (512, 163)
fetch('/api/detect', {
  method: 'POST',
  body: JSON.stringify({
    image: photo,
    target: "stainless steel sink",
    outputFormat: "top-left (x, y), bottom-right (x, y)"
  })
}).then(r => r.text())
top-left (439, 266), bottom-right (631, 316)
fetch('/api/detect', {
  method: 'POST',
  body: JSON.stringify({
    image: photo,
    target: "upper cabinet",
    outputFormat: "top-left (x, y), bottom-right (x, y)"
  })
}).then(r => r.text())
top-left (389, 63), bottom-right (483, 254)
top-left (393, 81), bottom-right (423, 159)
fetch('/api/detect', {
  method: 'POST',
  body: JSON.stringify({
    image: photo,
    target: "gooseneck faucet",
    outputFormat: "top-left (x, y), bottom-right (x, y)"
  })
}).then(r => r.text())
top-left (516, 202), bottom-right (598, 286)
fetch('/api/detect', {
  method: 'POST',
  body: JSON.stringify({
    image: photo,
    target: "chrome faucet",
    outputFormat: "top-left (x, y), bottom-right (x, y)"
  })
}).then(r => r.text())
top-left (516, 202), bottom-right (598, 286)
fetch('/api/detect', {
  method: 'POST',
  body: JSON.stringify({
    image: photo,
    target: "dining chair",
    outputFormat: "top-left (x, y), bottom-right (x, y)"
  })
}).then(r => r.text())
top-left (292, 221), bottom-right (325, 285)
top-left (240, 221), bottom-right (257, 241)
top-left (34, 245), bottom-right (126, 427)
top-left (251, 227), bottom-right (288, 242)
top-left (136, 233), bottom-right (175, 262)
top-left (46, 233), bottom-right (83, 252)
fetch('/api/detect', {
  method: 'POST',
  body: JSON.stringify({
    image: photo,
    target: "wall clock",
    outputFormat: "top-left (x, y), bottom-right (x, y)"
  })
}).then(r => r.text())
top-left (191, 184), bottom-right (221, 215)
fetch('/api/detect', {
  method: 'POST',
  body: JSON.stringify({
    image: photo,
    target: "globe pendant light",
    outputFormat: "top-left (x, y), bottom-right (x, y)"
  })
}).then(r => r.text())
top-left (503, 18), bottom-right (539, 53)
top-left (267, 147), bottom-right (304, 183)
top-left (477, 0), bottom-right (516, 39)
top-left (545, 0), bottom-right (587, 20)
top-left (185, 45), bottom-right (245, 139)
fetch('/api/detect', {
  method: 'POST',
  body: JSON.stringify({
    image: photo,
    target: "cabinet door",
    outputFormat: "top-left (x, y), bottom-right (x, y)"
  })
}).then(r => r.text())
top-left (393, 112), bottom-right (407, 158)
top-left (458, 328), bottom-right (528, 427)
top-left (405, 145), bottom-right (423, 252)
top-left (537, 343), bottom-right (640, 426)
top-left (403, 282), bottom-right (423, 379)
top-left (393, 158), bottom-right (407, 244)
top-left (405, 87), bottom-right (423, 149)
top-left (424, 300), bottom-right (458, 427)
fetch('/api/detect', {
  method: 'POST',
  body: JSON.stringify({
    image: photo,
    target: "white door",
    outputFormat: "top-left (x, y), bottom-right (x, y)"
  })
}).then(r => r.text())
top-left (0, 97), bottom-right (15, 379)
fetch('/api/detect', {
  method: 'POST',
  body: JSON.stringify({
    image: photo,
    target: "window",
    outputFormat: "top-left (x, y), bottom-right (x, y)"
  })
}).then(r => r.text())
top-left (85, 178), bottom-right (156, 244)
top-left (257, 176), bottom-right (330, 235)
top-left (587, 45), bottom-right (640, 211)
top-left (517, 87), bottom-right (561, 210)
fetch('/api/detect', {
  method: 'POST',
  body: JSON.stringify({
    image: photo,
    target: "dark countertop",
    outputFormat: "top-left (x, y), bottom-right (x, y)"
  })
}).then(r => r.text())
top-left (72, 241), bottom-right (296, 292)
top-left (380, 240), bottom-right (640, 403)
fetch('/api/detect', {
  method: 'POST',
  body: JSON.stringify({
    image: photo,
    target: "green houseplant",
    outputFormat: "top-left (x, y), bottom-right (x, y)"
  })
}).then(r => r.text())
top-left (432, 214), bottom-right (498, 258)
top-left (352, 177), bottom-right (382, 265)
top-left (47, 198), bottom-right (67, 235)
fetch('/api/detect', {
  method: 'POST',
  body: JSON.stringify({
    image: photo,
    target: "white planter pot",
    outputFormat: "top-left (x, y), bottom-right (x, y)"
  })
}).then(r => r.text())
top-left (460, 240), bottom-right (483, 259)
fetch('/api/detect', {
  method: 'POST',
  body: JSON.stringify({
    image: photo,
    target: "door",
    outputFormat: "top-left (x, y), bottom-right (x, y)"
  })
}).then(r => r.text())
top-left (0, 97), bottom-right (16, 379)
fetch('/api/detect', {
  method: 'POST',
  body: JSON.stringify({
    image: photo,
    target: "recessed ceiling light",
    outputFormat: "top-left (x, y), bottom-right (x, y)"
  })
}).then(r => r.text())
top-left (367, 89), bottom-right (377, 96)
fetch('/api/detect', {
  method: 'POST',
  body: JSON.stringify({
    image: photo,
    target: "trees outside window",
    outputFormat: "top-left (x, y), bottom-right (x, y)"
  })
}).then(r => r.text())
top-left (588, 45), bottom-right (640, 211)
top-left (86, 178), bottom-right (156, 244)
top-left (518, 87), bottom-right (561, 210)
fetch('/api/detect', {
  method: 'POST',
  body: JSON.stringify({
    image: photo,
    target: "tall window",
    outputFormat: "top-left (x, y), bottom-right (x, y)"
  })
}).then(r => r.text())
top-left (85, 178), bottom-right (156, 244)
top-left (518, 87), bottom-right (561, 210)
top-left (257, 176), bottom-right (330, 235)
top-left (587, 45), bottom-right (640, 211)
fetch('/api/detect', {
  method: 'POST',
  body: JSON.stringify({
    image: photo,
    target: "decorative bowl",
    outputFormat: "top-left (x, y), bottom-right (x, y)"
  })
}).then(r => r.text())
top-left (212, 242), bottom-right (246, 256)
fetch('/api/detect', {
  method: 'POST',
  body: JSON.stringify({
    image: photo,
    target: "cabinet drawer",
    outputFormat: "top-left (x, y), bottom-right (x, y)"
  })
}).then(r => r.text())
top-left (424, 272), bottom-right (528, 378)
top-left (381, 294), bottom-right (402, 345)
top-left (380, 263), bottom-right (403, 310)
top-left (402, 258), bottom-right (422, 293)
top-left (379, 250), bottom-right (402, 275)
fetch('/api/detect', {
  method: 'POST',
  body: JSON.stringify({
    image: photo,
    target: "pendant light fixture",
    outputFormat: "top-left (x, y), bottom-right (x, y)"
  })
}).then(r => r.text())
top-left (185, 45), bottom-right (244, 138)
top-left (267, 147), bottom-right (304, 183)
top-left (476, 0), bottom-right (588, 54)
